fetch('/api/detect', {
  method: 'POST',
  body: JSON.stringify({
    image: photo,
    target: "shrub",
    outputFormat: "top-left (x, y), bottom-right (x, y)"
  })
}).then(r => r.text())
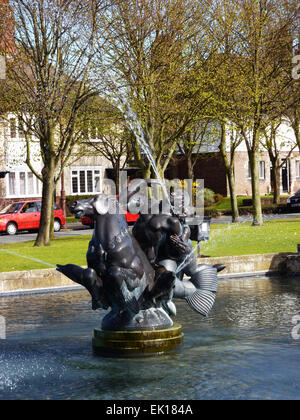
top-left (222, 204), bottom-right (287, 216)
top-left (203, 188), bottom-right (216, 207)
top-left (204, 207), bottom-right (220, 217)
top-left (215, 193), bottom-right (223, 203)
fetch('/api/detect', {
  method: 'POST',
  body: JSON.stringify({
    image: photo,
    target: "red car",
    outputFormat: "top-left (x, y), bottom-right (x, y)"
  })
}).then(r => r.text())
top-left (0, 200), bottom-right (66, 235)
top-left (81, 211), bottom-right (139, 228)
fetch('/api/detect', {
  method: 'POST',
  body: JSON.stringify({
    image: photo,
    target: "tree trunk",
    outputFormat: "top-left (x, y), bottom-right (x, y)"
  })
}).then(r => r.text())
top-left (35, 162), bottom-right (55, 247)
top-left (292, 109), bottom-right (300, 152)
top-left (219, 122), bottom-right (239, 223)
top-left (50, 200), bottom-right (55, 240)
top-left (187, 155), bottom-right (194, 205)
top-left (187, 155), bottom-right (193, 181)
top-left (250, 149), bottom-right (263, 226)
top-left (143, 163), bottom-right (152, 179)
top-left (227, 168), bottom-right (239, 223)
top-left (271, 162), bottom-right (281, 205)
top-left (115, 161), bottom-right (120, 196)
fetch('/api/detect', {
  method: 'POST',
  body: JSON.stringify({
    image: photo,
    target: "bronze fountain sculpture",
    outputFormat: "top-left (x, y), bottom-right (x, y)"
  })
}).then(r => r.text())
top-left (57, 182), bottom-right (221, 356)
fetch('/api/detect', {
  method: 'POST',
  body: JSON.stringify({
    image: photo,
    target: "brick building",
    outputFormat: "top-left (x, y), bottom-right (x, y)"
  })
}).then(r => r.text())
top-left (167, 120), bottom-right (300, 197)
top-left (0, 115), bottom-right (118, 210)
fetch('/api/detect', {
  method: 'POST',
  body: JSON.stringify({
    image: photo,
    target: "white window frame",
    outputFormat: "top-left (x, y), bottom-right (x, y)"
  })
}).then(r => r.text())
top-left (259, 161), bottom-right (266, 180)
top-left (6, 170), bottom-right (42, 198)
top-left (248, 161), bottom-right (266, 180)
top-left (9, 117), bottom-right (25, 140)
top-left (82, 123), bottom-right (102, 143)
top-left (89, 126), bottom-right (102, 142)
top-left (296, 161), bottom-right (300, 178)
top-left (70, 166), bottom-right (103, 195)
top-left (248, 161), bottom-right (251, 179)
top-left (9, 118), bottom-right (17, 139)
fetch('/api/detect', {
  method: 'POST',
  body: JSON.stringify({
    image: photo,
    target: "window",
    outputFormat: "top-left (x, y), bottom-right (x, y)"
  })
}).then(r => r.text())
top-left (6, 171), bottom-right (41, 197)
top-left (71, 167), bottom-right (102, 195)
top-left (8, 172), bottom-right (16, 195)
top-left (20, 172), bottom-right (26, 195)
top-left (27, 173), bottom-right (34, 195)
top-left (10, 118), bottom-right (16, 138)
top-left (248, 161), bottom-right (266, 180)
top-left (0, 202), bottom-right (24, 214)
top-left (72, 171), bottom-right (78, 194)
top-left (18, 118), bottom-right (25, 138)
top-left (9, 117), bottom-right (26, 139)
top-left (90, 124), bottom-right (97, 140)
top-left (79, 170), bottom-right (85, 193)
top-left (259, 161), bottom-right (265, 180)
top-left (82, 121), bottom-right (102, 142)
top-left (22, 202), bottom-right (38, 213)
top-left (94, 171), bottom-right (101, 192)
top-left (296, 161), bottom-right (300, 178)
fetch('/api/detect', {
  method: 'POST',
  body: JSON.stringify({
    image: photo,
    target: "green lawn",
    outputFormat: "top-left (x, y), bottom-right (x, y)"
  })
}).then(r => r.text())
top-left (208, 196), bottom-right (247, 211)
top-left (0, 235), bottom-right (90, 272)
top-left (0, 219), bottom-right (299, 272)
top-left (201, 219), bottom-right (300, 257)
top-left (66, 216), bottom-right (77, 223)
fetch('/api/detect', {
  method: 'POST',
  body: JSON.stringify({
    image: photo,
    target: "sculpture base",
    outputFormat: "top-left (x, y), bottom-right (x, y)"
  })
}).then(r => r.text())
top-left (92, 323), bottom-right (184, 357)
top-left (101, 307), bottom-right (174, 331)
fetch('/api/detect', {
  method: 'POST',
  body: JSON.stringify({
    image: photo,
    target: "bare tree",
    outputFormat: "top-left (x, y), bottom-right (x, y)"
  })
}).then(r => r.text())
top-left (82, 102), bottom-right (133, 194)
top-left (261, 117), bottom-right (296, 204)
top-left (178, 120), bottom-right (211, 182)
top-left (96, 0), bottom-right (221, 179)
top-left (219, 122), bottom-right (243, 222)
top-left (0, 0), bottom-right (108, 246)
top-left (223, 0), bottom-right (298, 226)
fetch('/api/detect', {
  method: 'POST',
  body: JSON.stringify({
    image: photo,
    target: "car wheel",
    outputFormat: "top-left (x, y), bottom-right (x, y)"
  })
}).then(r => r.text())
top-left (6, 222), bottom-right (18, 236)
top-left (54, 219), bottom-right (61, 232)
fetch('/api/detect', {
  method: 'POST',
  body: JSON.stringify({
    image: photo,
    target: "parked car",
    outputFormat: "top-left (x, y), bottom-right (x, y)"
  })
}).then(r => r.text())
top-left (287, 190), bottom-right (300, 211)
top-left (0, 201), bottom-right (66, 235)
top-left (81, 210), bottom-right (140, 229)
top-left (80, 193), bottom-right (141, 228)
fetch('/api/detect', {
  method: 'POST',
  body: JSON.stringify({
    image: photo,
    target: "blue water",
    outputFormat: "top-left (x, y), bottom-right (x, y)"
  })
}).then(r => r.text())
top-left (0, 276), bottom-right (299, 400)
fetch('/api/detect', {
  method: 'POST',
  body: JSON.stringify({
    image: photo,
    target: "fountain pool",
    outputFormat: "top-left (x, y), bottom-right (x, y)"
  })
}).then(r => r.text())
top-left (0, 276), bottom-right (299, 400)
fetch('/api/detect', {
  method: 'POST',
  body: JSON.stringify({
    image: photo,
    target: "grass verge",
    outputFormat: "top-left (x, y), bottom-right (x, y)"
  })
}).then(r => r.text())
top-left (0, 218), bottom-right (299, 272)
top-left (201, 219), bottom-right (300, 257)
top-left (0, 235), bottom-right (90, 272)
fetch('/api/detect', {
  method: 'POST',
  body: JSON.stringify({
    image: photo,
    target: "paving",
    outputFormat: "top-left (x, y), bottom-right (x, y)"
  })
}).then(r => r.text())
top-left (0, 224), bottom-right (93, 244)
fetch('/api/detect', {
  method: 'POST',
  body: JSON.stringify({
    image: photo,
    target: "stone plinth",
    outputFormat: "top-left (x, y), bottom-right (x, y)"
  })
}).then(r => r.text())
top-left (92, 323), bottom-right (184, 357)
top-left (200, 253), bottom-right (290, 276)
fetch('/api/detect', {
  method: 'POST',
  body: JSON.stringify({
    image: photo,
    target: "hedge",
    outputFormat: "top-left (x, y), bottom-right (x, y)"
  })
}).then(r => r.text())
top-left (206, 204), bottom-right (288, 218)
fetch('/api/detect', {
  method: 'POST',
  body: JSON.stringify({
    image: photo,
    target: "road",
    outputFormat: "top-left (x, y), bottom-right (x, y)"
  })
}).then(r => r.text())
top-left (0, 212), bottom-right (299, 244)
top-left (0, 224), bottom-right (93, 244)
top-left (212, 212), bottom-right (300, 224)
